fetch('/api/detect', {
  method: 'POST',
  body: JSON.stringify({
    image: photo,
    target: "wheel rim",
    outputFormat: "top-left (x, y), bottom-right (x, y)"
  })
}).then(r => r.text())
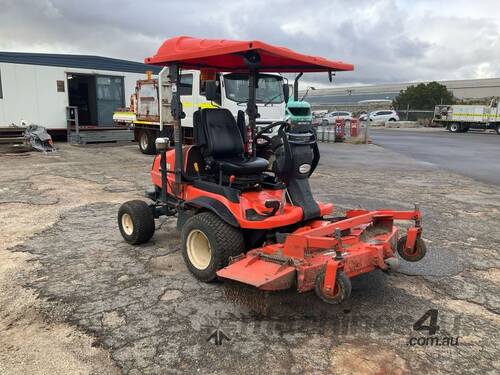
top-left (321, 276), bottom-right (341, 299)
top-left (322, 279), bottom-right (341, 299)
top-left (139, 132), bottom-right (148, 150)
top-left (121, 213), bottom-right (134, 236)
top-left (403, 246), bottom-right (418, 257)
top-left (450, 124), bottom-right (458, 131)
top-left (186, 229), bottom-right (212, 270)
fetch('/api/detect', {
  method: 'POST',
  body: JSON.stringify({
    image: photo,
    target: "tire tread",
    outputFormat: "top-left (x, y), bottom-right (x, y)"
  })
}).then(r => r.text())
top-left (118, 200), bottom-right (155, 244)
top-left (181, 211), bottom-right (244, 282)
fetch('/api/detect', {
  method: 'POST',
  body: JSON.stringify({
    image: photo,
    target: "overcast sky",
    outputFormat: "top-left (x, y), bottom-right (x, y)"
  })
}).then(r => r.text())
top-left (1, 0), bottom-right (499, 88)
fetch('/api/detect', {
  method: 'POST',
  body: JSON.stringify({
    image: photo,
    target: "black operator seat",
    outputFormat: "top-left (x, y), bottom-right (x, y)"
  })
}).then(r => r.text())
top-left (193, 109), bottom-right (268, 175)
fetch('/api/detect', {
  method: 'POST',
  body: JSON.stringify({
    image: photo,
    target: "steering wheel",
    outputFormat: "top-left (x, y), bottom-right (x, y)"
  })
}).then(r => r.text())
top-left (253, 121), bottom-right (289, 148)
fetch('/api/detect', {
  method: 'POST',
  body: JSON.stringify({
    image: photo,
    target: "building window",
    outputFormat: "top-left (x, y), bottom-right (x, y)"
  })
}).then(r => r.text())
top-left (0, 68), bottom-right (3, 98)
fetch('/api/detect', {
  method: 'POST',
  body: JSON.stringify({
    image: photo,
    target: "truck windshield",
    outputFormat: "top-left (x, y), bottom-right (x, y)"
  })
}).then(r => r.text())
top-left (224, 73), bottom-right (284, 104)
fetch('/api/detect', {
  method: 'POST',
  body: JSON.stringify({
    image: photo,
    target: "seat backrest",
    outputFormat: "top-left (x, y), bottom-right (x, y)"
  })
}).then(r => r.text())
top-left (200, 109), bottom-right (244, 158)
top-left (193, 110), bottom-right (206, 147)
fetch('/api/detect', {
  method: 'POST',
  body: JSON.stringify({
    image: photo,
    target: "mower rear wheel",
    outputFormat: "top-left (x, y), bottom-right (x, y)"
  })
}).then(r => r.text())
top-left (181, 212), bottom-right (244, 282)
top-left (118, 200), bottom-right (155, 244)
top-left (315, 269), bottom-right (351, 305)
top-left (397, 235), bottom-right (427, 262)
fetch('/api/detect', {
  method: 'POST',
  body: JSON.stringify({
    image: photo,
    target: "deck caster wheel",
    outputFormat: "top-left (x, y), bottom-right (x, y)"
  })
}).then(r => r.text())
top-left (181, 212), bottom-right (244, 282)
top-left (118, 200), bottom-right (155, 244)
top-left (314, 269), bottom-right (351, 304)
top-left (397, 236), bottom-right (427, 262)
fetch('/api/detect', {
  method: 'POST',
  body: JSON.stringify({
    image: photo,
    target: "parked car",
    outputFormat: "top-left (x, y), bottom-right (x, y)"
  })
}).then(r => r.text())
top-left (312, 110), bottom-right (327, 127)
top-left (321, 111), bottom-right (353, 126)
top-left (358, 112), bottom-right (368, 121)
top-left (368, 110), bottom-right (399, 122)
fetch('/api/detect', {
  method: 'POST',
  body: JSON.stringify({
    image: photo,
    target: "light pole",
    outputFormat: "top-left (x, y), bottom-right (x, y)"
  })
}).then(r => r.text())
top-left (301, 86), bottom-right (316, 101)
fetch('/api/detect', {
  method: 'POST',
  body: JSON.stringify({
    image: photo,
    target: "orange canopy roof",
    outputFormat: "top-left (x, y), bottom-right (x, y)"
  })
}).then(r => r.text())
top-left (145, 36), bottom-right (353, 73)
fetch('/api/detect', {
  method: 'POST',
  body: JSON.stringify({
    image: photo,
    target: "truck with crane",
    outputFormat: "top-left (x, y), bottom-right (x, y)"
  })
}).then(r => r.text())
top-left (113, 70), bottom-right (289, 153)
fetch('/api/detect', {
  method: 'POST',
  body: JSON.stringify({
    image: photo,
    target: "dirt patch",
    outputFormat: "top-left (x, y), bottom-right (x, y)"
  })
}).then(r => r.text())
top-left (0, 170), bottom-right (137, 374)
top-left (446, 192), bottom-right (500, 207)
top-left (330, 343), bottom-right (409, 375)
top-left (0, 323), bottom-right (119, 375)
top-left (148, 253), bottom-right (185, 276)
top-left (160, 289), bottom-right (183, 301)
top-left (102, 311), bottom-right (127, 329)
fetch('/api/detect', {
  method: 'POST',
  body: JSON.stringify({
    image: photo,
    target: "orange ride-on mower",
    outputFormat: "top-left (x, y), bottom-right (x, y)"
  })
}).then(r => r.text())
top-left (117, 36), bottom-right (427, 304)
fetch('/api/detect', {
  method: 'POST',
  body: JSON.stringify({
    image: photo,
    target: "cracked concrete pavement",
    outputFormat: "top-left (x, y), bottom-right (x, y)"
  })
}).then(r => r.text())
top-left (0, 142), bottom-right (499, 374)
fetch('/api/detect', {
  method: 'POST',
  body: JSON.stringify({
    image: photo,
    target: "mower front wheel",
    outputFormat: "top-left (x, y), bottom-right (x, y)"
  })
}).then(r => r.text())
top-left (118, 200), bottom-right (155, 244)
top-left (397, 235), bottom-right (427, 262)
top-left (181, 212), bottom-right (244, 282)
top-left (314, 269), bottom-right (351, 305)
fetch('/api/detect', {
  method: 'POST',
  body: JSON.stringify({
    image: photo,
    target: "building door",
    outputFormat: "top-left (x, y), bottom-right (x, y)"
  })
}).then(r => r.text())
top-left (96, 75), bottom-right (124, 126)
top-left (67, 73), bottom-right (97, 126)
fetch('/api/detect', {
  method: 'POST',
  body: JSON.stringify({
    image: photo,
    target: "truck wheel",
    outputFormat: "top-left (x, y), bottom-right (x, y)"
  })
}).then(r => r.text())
top-left (397, 235), bottom-right (427, 262)
top-left (118, 200), bottom-right (155, 244)
top-left (138, 130), bottom-right (156, 155)
top-left (448, 123), bottom-right (460, 133)
top-left (314, 269), bottom-right (351, 304)
top-left (181, 212), bottom-right (244, 282)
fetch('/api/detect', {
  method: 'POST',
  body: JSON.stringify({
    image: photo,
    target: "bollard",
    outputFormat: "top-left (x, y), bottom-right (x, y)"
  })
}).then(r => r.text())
top-left (351, 118), bottom-right (359, 137)
top-left (326, 127), bottom-right (331, 142)
top-left (335, 118), bottom-right (345, 142)
top-left (344, 120), bottom-right (351, 139)
top-left (317, 126), bottom-right (325, 142)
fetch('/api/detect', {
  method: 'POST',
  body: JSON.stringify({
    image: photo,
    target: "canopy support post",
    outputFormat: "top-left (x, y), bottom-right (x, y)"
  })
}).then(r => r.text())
top-left (169, 63), bottom-right (183, 187)
top-left (247, 68), bottom-right (258, 158)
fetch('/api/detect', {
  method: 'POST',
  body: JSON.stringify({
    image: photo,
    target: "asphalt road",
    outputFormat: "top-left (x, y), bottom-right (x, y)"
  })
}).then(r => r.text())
top-left (370, 129), bottom-right (500, 186)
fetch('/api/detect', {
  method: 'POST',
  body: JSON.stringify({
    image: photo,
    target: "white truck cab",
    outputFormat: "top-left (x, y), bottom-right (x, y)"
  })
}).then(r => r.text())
top-left (114, 70), bottom-right (286, 154)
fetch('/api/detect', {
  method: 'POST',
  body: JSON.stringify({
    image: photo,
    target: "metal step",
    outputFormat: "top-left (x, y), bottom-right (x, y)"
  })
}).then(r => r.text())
top-left (0, 127), bottom-right (27, 146)
top-left (69, 129), bottom-right (134, 145)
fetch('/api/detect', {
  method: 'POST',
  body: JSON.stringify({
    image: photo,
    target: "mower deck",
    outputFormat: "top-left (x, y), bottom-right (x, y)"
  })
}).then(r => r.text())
top-left (217, 208), bottom-right (422, 300)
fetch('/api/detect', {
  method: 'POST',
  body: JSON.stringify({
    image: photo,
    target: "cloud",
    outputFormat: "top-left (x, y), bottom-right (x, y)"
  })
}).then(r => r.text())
top-left (0, 0), bottom-right (499, 86)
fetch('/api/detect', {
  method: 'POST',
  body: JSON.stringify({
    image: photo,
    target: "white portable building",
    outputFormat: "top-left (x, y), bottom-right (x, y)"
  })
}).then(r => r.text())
top-left (0, 52), bottom-right (160, 134)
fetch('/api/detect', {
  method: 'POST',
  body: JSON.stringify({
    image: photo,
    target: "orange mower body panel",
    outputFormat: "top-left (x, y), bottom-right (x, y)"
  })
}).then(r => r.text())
top-left (150, 147), bottom-right (333, 229)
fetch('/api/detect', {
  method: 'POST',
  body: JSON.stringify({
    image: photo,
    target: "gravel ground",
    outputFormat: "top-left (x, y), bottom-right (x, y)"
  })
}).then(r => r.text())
top-left (0, 142), bottom-right (499, 374)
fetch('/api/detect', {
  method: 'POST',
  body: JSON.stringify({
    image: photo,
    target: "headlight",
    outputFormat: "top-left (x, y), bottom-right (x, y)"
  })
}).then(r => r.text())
top-left (298, 163), bottom-right (311, 174)
top-left (256, 138), bottom-right (267, 145)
